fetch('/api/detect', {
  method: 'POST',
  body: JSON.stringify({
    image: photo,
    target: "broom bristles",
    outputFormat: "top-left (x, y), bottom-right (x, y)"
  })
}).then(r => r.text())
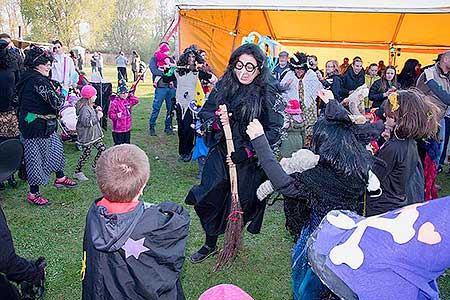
top-left (213, 104), bottom-right (245, 272)
top-left (213, 195), bottom-right (244, 272)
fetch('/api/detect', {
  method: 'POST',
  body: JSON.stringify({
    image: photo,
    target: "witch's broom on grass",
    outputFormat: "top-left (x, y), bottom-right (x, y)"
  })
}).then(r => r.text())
top-left (214, 104), bottom-right (244, 272)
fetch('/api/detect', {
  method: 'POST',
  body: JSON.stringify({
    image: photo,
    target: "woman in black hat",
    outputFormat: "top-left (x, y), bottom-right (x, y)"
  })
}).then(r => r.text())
top-left (17, 46), bottom-right (77, 205)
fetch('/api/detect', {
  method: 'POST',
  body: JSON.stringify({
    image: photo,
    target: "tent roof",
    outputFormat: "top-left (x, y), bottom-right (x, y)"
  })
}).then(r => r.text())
top-left (176, 1), bottom-right (450, 73)
top-left (177, 0), bottom-right (450, 13)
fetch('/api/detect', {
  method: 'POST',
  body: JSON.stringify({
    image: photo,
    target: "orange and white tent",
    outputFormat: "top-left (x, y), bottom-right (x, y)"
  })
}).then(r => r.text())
top-left (172, 0), bottom-right (450, 74)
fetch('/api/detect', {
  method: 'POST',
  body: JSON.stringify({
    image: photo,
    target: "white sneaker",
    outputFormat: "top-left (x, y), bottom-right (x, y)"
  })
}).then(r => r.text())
top-left (74, 172), bottom-right (89, 181)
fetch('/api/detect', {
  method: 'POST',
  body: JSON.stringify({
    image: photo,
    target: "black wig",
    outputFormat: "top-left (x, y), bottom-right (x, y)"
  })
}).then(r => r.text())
top-left (310, 100), bottom-right (381, 182)
top-left (214, 43), bottom-right (280, 130)
top-left (289, 52), bottom-right (308, 71)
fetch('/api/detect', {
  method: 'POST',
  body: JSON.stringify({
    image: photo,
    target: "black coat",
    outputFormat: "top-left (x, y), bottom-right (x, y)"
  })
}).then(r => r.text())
top-left (0, 68), bottom-right (18, 112)
top-left (185, 82), bottom-right (284, 235)
top-left (368, 79), bottom-right (401, 109)
top-left (0, 207), bottom-right (40, 286)
top-left (341, 68), bottom-right (365, 99)
top-left (17, 70), bottom-right (65, 139)
top-left (398, 72), bottom-right (417, 89)
top-left (82, 200), bottom-right (190, 300)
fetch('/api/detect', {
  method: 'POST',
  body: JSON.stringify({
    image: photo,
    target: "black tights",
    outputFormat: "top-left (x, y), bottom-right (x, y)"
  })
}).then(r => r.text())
top-left (205, 235), bottom-right (218, 248)
top-left (75, 140), bottom-right (106, 173)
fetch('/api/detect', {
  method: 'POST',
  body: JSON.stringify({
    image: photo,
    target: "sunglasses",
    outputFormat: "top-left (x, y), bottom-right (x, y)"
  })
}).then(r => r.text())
top-left (234, 60), bottom-right (258, 73)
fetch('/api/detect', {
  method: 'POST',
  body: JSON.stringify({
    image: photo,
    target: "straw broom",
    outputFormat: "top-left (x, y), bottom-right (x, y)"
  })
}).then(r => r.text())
top-left (214, 104), bottom-right (244, 272)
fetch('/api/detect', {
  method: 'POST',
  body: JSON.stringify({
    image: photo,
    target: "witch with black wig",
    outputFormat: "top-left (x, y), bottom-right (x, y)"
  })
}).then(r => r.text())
top-left (247, 90), bottom-right (384, 299)
top-left (185, 43), bottom-right (284, 263)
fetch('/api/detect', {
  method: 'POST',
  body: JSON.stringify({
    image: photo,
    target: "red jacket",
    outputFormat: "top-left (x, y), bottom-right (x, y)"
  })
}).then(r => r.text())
top-left (108, 94), bottom-right (139, 133)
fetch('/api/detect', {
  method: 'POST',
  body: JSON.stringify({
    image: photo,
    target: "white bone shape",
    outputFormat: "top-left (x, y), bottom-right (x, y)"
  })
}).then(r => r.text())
top-left (327, 208), bottom-right (420, 270)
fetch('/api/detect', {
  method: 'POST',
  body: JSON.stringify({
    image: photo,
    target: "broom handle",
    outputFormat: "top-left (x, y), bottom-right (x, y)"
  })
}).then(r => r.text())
top-left (220, 105), bottom-right (238, 197)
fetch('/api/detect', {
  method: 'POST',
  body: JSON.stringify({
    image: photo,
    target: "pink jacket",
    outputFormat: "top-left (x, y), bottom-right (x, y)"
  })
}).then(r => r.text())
top-left (108, 94), bottom-right (139, 133)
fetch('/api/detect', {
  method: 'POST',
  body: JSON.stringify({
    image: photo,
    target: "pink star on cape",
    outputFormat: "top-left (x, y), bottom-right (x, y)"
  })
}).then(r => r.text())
top-left (122, 237), bottom-right (149, 259)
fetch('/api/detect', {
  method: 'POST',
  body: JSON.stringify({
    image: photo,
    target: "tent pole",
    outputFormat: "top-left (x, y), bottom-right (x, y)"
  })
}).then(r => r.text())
top-left (231, 10), bottom-right (242, 52)
top-left (263, 11), bottom-right (277, 40)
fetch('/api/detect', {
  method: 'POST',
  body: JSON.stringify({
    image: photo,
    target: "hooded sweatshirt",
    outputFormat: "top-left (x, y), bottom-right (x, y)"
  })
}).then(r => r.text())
top-left (108, 94), bottom-right (139, 133)
top-left (82, 200), bottom-right (190, 300)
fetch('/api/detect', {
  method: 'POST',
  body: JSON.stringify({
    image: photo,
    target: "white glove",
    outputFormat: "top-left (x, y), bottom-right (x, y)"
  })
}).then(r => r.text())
top-left (257, 180), bottom-right (275, 201)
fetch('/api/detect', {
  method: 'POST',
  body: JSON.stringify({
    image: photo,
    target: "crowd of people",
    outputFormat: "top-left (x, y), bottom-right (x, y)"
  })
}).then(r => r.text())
top-left (1, 29), bottom-right (450, 300)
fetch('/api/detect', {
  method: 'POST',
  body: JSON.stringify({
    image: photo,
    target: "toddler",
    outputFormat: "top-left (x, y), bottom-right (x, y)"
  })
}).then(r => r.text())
top-left (108, 82), bottom-right (139, 145)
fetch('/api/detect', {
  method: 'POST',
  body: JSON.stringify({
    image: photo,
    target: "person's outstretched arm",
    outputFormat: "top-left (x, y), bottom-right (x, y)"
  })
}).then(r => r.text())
top-left (247, 119), bottom-right (304, 199)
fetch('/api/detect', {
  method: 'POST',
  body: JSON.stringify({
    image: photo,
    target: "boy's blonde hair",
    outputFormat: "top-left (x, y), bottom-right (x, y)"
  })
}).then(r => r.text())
top-left (96, 144), bottom-right (150, 202)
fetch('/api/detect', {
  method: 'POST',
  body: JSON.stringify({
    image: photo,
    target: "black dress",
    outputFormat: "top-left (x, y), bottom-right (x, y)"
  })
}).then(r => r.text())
top-left (185, 83), bottom-right (284, 236)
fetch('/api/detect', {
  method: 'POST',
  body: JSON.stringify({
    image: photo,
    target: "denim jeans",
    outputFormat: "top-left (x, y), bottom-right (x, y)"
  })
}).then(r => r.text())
top-left (149, 87), bottom-right (176, 131)
top-left (439, 117), bottom-right (450, 166)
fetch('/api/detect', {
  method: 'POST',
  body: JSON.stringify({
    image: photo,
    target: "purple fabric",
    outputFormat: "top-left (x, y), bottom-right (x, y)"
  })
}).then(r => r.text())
top-left (312, 197), bottom-right (450, 300)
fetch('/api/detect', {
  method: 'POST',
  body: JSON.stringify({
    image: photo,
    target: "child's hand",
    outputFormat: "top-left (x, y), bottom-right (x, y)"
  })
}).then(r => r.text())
top-left (246, 119), bottom-right (264, 140)
top-left (117, 112), bottom-right (122, 118)
top-left (95, 106), bottom-right (102, 112)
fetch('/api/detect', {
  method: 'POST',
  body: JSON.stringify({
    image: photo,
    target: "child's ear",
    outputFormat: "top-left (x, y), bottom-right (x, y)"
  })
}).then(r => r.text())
top-left (139, 184), bottom-right (146, 196)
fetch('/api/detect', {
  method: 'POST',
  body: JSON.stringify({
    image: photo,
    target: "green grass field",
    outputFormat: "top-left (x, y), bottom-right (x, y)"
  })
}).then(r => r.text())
top-left (1, 65), bottom-right (449, 299)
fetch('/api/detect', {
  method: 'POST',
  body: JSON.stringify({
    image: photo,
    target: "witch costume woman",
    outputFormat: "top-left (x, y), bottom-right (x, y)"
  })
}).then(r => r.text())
top-left (18, 46), bottom-right (77, 205)
top-left (249, 98), bottom-right (384, 299)
top-left (185, 43), bottom-right (284, 263)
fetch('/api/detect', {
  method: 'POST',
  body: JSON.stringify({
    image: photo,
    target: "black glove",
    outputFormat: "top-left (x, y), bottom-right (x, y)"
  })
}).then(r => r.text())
top-left (230, 148), bottom-right (252, 164)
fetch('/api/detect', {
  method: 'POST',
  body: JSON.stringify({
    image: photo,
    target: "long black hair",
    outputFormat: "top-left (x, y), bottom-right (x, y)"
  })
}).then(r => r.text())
top-left (398, 58), bottom-right (419, 88)
top-left (176, 45), bottom-right (204, 76)
top-left (214, 43), bottom-right (279, 128)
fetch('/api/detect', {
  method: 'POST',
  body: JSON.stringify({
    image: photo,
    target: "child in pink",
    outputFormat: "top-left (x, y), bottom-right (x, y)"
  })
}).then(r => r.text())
top-left (108, 82), bottom-right (139, 145)
top-left (154, 43), bottom-right (175, 87)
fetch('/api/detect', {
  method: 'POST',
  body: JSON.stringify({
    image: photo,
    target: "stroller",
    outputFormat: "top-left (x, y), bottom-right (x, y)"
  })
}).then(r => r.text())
top-left (59, 91), bottom-right (79, 142)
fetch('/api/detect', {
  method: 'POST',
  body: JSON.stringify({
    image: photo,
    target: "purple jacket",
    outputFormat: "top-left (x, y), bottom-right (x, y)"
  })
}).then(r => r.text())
top-left (108, 94), bottom-right (139, 133)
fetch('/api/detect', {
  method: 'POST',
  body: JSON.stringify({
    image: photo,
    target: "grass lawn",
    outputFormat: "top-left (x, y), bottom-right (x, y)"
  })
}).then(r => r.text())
top-left (1, 65), bottom-right (449, 299)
